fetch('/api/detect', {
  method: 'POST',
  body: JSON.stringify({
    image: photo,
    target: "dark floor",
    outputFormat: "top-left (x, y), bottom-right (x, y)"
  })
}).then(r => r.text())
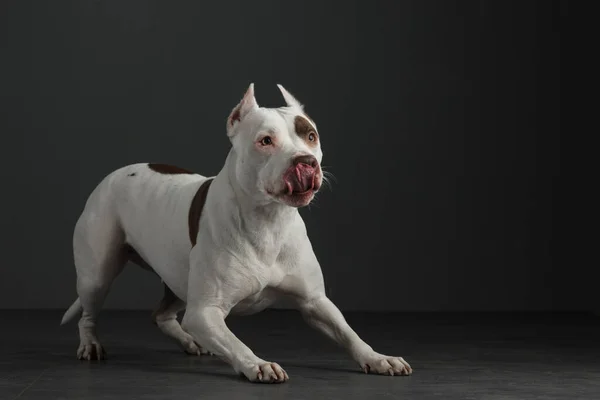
top-left (1, 310), bottom-right (599, 400)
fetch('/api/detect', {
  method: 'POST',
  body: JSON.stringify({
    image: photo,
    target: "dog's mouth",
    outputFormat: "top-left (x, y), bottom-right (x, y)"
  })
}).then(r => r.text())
top-left (284, 163), bottom-right (318, 194)
top-left (275, 164), bottom-right (322, 207)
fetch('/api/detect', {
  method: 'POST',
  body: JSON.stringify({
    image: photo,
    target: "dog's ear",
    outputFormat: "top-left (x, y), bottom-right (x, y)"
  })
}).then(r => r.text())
top-left (227, 83), bottom-right (259, 137)
top-left (277, 84), bottom-right (303, 110)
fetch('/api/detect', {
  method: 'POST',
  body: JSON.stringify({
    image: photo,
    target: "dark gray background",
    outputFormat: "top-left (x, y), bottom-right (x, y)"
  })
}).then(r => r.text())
top-left (1, 1), bottom-right (580, 312)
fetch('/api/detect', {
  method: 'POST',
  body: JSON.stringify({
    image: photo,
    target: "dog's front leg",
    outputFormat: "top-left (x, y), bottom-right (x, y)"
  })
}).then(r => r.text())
top-left (182, 246), bottom-right (288, 383)
top-left (183, 306), bottom-right (288, 383)
top-left (298, 296), bottom-right (412, 376)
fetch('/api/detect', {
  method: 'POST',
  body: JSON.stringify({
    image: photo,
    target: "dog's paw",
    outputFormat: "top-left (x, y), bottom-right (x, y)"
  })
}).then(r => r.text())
top-left (77, 341), bottom-right (106, 361)
top-left (242, 362), bottom-right (289, 383)
top-left (360, 353), bottom-right (412, 376)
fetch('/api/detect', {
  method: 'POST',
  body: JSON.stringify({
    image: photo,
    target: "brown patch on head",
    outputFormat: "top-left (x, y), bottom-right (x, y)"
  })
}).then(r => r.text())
top-left (188, 178), bottom-right (213, 246)
top-left (303, 112), bottom-right (316, 126)
top-left (294, 115), bottom-right (319, 146)
top-left (148, 163), bottom-right (195, 175)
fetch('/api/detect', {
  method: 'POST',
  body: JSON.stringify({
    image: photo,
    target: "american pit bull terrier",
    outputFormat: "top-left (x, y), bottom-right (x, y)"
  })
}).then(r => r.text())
top-left (60, 84), bottom-right (412, 383)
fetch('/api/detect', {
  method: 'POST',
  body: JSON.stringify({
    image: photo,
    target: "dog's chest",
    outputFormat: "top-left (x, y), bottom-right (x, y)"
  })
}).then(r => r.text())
top-left (230, 287), bottom-right (279, 316)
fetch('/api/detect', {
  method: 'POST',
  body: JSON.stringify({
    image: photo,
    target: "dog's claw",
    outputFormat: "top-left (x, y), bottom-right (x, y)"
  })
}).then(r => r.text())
top-left (77, 342), bottom-right (106, 361)
top-left (360, 354), bottom-right (412, 376)
top-left (245, 362), bottom-right (289, 383)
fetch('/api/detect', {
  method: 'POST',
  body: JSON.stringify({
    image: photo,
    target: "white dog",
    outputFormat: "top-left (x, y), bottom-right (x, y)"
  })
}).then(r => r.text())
top-left (60, 84), bottom-right (412, 383)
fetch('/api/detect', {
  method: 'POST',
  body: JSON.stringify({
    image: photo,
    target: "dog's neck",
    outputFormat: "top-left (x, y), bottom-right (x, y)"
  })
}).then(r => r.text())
top-left (216, 150), bottom-right (297, 239)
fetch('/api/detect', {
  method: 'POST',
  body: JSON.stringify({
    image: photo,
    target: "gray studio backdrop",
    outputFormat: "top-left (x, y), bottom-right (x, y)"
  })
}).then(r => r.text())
top-left (2, 1), bottom-right (577, 312)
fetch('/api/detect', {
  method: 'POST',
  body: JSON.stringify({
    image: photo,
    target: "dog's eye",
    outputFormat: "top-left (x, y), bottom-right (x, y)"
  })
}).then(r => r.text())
top-left (260, 136), bottom-right (273, 146)
top-left (308, 132), bottom-right (316, 142)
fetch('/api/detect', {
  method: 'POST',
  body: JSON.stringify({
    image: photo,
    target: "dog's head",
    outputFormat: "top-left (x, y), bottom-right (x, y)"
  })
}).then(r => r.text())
top-left (226, 84), bottom-right (323, 208)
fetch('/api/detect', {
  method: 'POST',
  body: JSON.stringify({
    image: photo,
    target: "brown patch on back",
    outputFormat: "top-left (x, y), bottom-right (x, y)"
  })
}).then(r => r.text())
top-left (294, 115), bottom-right (319, 146)
top-left (148, 163), bottom-right (195, 175)
top-left (188, 178), bottom-right (214, 246)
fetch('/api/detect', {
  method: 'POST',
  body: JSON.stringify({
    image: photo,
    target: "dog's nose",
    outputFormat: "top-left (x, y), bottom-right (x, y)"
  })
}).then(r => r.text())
top-left (293, 155), bottom-right (318, 168)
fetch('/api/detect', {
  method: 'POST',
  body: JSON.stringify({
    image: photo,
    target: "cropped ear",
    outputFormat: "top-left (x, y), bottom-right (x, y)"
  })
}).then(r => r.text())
top-left (277, 84), bottom-right (303, 110)
top-left (227, 83), bottom-right (259, 137)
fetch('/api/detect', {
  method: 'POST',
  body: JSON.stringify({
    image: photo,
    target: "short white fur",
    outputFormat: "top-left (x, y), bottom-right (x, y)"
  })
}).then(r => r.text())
top-left (61, 84), bottom-right (412, 383)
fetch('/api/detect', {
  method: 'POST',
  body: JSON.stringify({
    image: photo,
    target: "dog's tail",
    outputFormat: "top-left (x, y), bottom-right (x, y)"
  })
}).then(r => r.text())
top-left (60, 298), bottom-right (82, 325)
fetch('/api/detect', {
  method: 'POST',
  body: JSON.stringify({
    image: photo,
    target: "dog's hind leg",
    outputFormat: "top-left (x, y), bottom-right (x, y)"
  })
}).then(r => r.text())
top-left (152, 283), bottom-right (210, 356)
top-left (123, 245), bottom-right (209, 356)
top-left (72, 207), bottom-right (127, 361)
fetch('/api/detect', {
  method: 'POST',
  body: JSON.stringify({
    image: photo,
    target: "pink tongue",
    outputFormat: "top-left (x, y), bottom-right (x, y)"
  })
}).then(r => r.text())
top-left (287, 165), bottom-right (314, 194)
